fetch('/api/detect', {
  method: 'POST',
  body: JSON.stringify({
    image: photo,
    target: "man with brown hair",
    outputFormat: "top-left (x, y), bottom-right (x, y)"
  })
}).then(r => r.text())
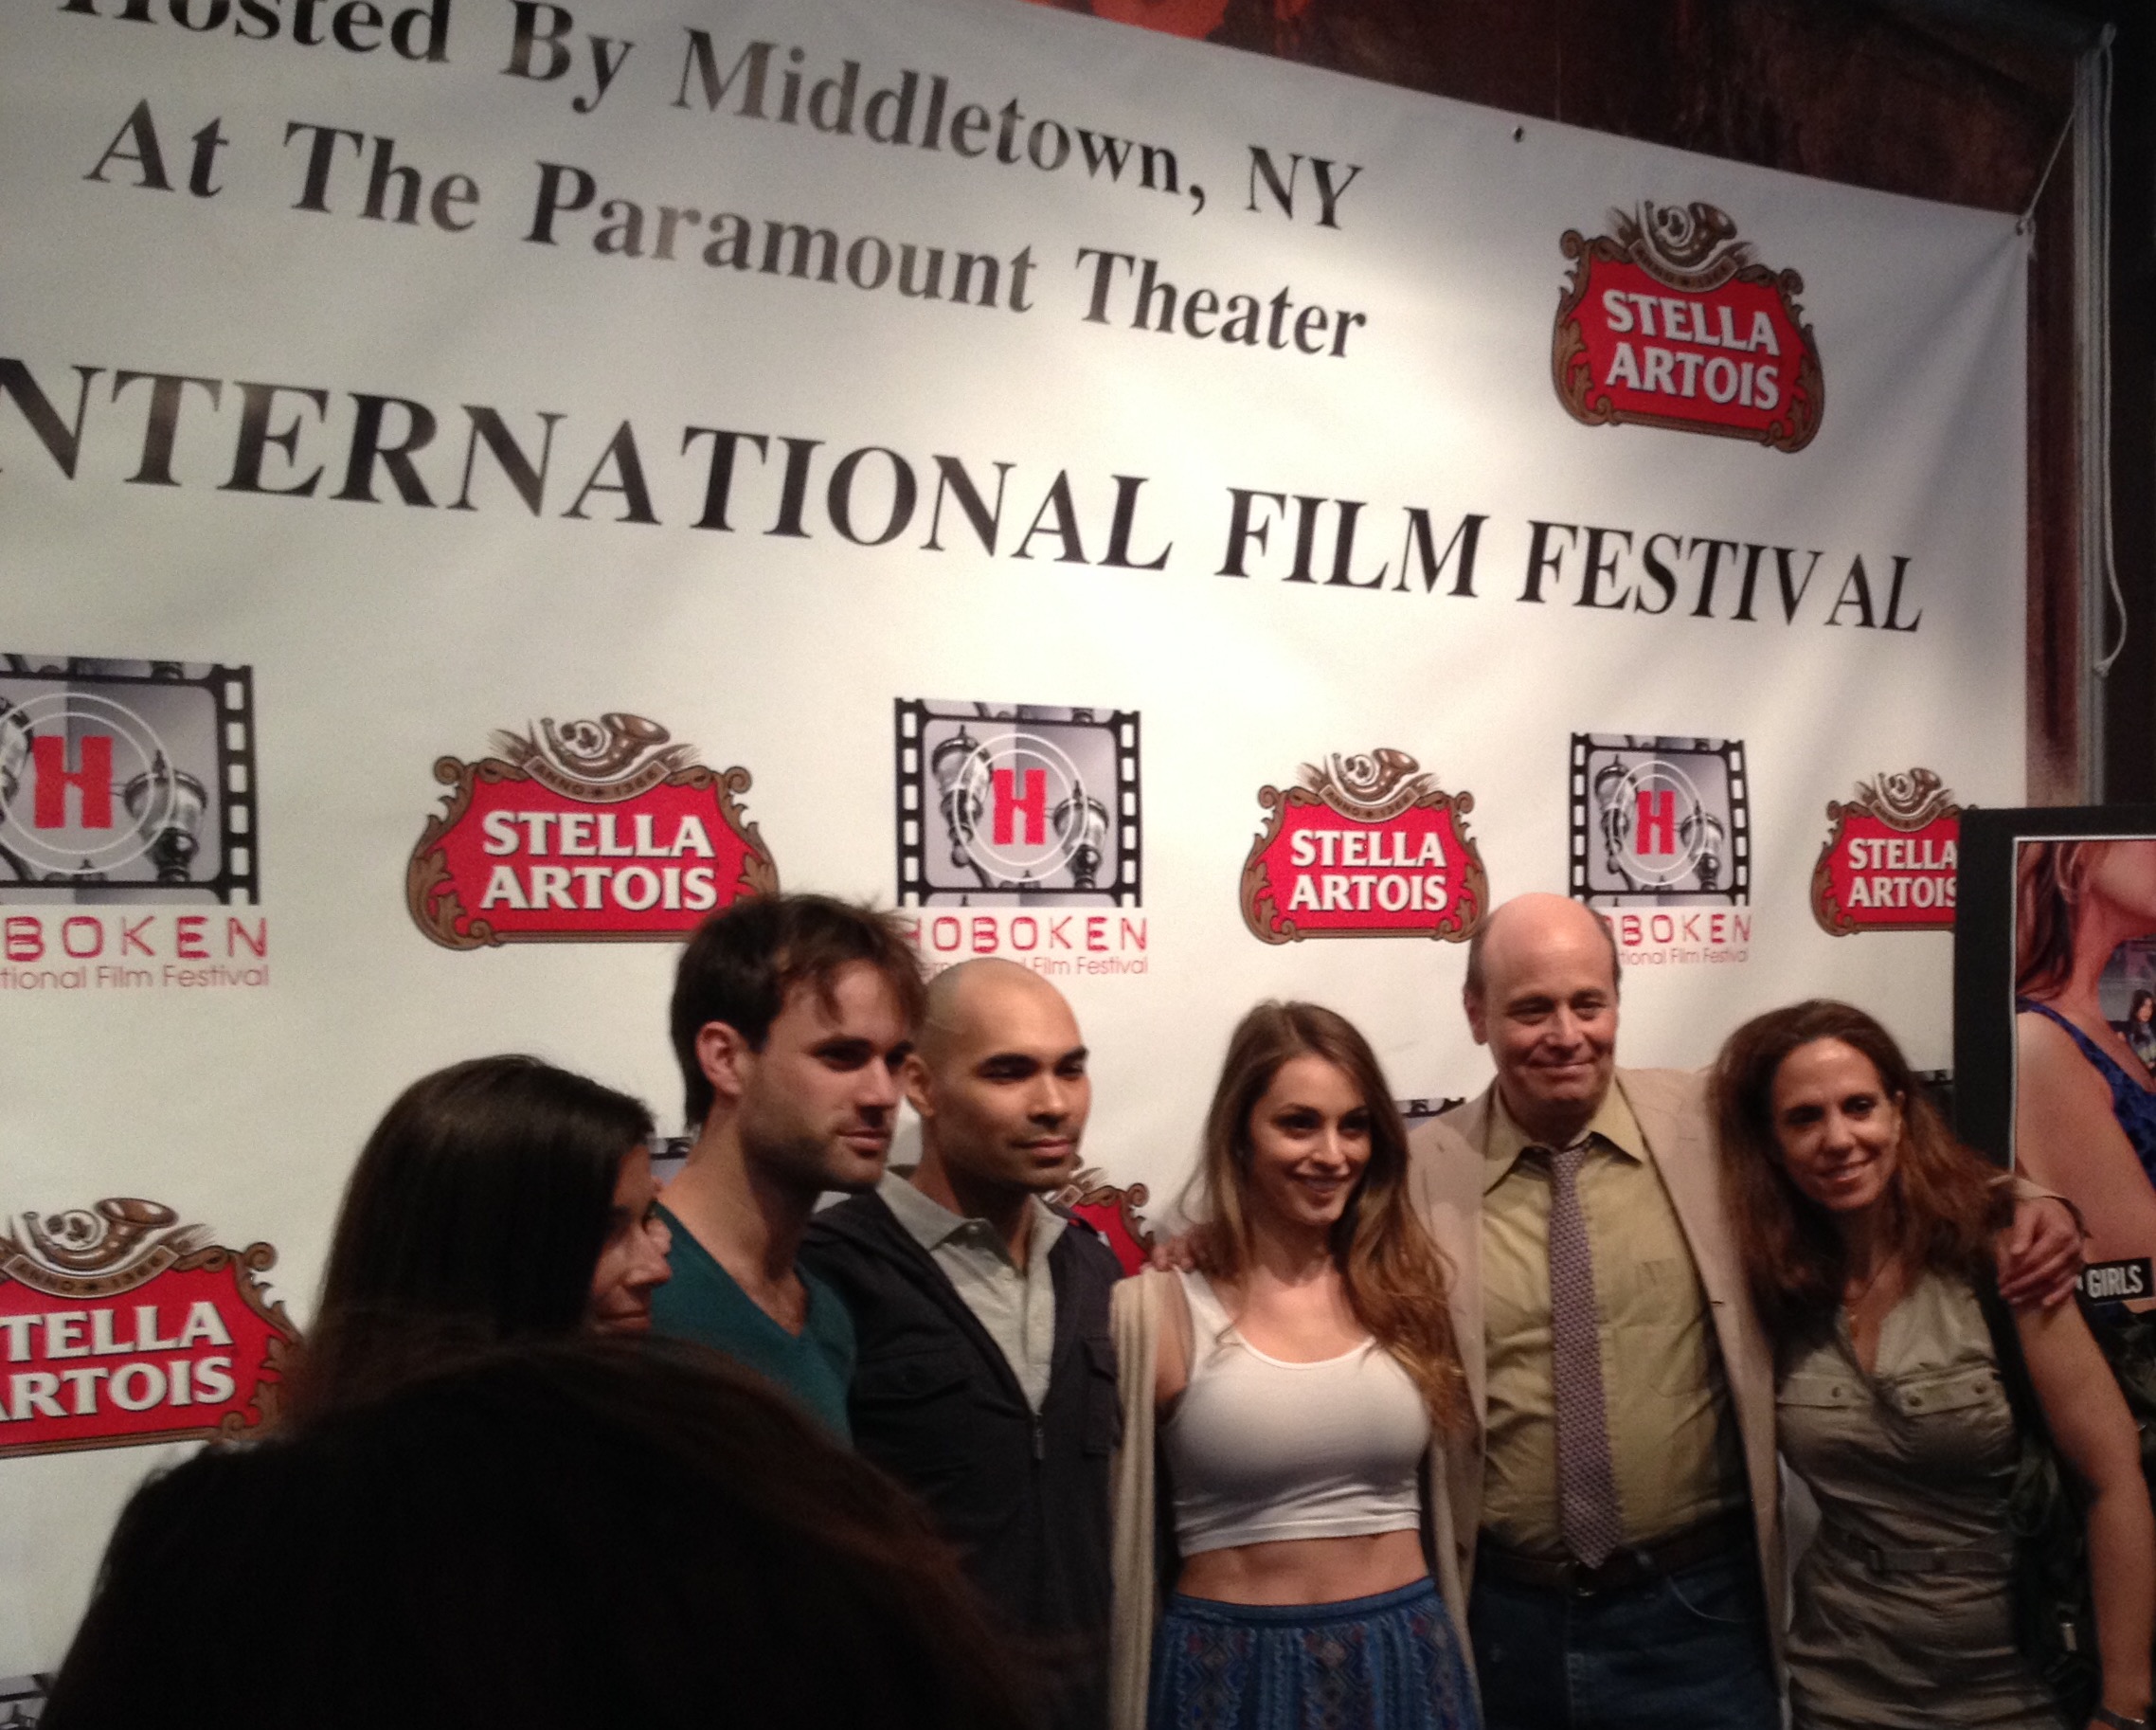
top-left (652, 892), bottom-right (925, 1439)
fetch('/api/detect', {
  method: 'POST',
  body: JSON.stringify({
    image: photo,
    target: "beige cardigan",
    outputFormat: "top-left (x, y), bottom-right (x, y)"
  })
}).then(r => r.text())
top-left (1105, 1270), bottom-right (1473, 1730)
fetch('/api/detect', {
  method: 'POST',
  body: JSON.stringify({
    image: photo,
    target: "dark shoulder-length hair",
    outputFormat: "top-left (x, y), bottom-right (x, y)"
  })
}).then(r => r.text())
top-left (291, 1055), bottom-right (654, 1420)
top-left (1712, 999), bottom-right (2009, 1336)
top-left (1182, 1000), bottom-right (1467, 1432)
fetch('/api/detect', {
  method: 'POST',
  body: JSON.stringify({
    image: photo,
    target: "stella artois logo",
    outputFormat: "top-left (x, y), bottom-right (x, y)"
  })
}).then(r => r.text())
top-left (1554, 202), bottom-right (1824, 451)
top-left (407, 713), bottom-right (777, 949)
top-left (0, 1198), bottom-right (296, 1458)
top-left (1240, 749), bottom-right (1485, 944)
top-left (1811, 767), bottom-right (1959, 934)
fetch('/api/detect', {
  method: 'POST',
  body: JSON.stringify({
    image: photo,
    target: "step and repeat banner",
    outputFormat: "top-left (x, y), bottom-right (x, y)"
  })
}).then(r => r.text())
top-left (0, 0), bottom-right (2023, 1670)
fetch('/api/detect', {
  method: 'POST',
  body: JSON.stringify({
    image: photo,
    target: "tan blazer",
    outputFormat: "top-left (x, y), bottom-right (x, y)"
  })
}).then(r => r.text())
top-left (1406, 1067), bottom-right (1786, 1636)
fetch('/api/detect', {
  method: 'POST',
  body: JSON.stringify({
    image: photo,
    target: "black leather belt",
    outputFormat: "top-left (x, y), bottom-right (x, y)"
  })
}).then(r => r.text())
top-left (1477, 1509), bottom-right (1752, 1598)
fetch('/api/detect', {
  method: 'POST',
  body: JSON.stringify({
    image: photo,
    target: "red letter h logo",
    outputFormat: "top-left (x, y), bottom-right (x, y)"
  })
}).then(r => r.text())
top-left (992, 767), bottom-right (1046, 846)
top-left (1634, 788), bottom-right (1676, 856)
top-left (32, 734), bottom-right (115, 830)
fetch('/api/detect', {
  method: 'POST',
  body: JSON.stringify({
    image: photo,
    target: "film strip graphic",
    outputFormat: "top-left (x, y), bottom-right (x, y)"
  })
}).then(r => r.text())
top-left (1568, 733), bottom-right (1749, 908)
top-left (0, 658), bottom-right (259, 906)
top-left (895, 700), bottom-right (1141, 907)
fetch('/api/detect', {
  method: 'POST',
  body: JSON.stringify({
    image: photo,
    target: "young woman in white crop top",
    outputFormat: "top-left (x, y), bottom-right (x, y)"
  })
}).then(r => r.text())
top-left (1107, 1001), bottom-right (1481, 1730)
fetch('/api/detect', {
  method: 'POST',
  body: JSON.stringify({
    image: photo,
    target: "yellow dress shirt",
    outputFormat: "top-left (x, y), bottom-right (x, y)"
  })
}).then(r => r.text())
top-left (1477, 1080), bottom-right (1747, 1558)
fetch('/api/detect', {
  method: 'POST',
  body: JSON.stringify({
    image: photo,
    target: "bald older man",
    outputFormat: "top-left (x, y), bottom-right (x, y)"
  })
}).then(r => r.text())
top-left (1410, 892), bottom-right (2080, 1730)
top-left (800, 959), bottom-right (1120, 1730)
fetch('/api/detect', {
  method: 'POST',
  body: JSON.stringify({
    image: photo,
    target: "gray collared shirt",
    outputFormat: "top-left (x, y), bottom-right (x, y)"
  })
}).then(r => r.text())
top-left (879, 1170), bottom-right (1066, 1413)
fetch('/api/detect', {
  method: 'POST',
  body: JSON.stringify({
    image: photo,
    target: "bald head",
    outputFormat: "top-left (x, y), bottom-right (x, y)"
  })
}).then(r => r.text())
top-left (1464, 893), bottom-right (1620, 1006)
top-left (1463, 893), bottom-right (1620, 1143)
top-left (907, 961), bottom-right (1090, 1199)
top-left (918, 959), bottom-right (1063, 1063)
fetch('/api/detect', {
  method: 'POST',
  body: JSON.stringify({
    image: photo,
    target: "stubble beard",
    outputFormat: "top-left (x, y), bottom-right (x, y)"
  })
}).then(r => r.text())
top-left (739, 1095), bottom-right (885, 1198)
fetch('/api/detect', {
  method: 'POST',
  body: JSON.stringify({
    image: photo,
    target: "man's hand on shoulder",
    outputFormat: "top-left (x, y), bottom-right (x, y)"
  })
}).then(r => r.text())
top-left (1148, 1229), bottom-right (1199, 1273)
top-left (1996, 1193), bottom-right (2086, 1309)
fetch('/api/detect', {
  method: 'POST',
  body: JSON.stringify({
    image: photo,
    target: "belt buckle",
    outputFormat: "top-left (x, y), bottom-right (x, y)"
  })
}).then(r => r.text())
top-left (1568, 1549), bottom-right (1636, 1597)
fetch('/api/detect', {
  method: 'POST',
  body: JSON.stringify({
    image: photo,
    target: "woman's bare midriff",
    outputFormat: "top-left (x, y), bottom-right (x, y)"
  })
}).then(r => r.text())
top-left (1175, 1528), bottom-right (1428, 1607)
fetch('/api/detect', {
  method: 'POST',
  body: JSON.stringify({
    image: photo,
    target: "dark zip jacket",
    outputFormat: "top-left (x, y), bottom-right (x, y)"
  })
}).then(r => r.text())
top-left (800, 1190), bottom-right (1121, 1730)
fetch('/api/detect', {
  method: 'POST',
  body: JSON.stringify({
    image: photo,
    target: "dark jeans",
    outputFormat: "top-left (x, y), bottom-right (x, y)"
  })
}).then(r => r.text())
top-left (1467, 1545), bottom-right (1781, 1730)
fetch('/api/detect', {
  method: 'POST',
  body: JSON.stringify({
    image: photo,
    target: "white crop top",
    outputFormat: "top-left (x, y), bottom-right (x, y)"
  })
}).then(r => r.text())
top-left (1161, 1270), bottom-right (1429, 1557)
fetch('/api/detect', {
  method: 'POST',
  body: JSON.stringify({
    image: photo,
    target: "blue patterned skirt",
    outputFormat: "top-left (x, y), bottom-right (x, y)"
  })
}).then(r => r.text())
top-left (1148, 1577), bottom-right (1480, 1730)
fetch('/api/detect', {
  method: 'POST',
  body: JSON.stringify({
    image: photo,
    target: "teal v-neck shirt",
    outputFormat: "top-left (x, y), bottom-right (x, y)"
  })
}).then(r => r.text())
top-left (648, 1204), bottom-right (855, 1442)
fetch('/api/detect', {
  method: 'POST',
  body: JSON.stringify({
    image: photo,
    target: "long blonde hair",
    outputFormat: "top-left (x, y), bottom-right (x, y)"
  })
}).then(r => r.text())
top-left (1183, 1001), bottom-right (1468, 1433)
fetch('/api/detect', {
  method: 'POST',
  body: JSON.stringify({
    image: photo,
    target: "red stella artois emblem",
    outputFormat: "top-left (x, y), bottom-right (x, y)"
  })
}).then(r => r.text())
top-left (1554, 201), bottom-right (1824, 452)
top-left (407, 713), bottom-right (779, 949)
top-left (0, 1198), bottom-right (296, 1458)
top-left (1241, 750), bottom-right (1486, 944)
top-left (1811, 768), bottom-right (1961, 935)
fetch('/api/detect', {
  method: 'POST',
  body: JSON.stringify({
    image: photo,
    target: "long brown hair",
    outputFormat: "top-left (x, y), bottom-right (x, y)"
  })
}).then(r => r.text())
top-left (1182, 1001), bottom-right (1468, 1432)
top-left (2016, 839), bottom-right (2097, 1000)
top-left (1712, 1000), bottom-right (2010, 1337)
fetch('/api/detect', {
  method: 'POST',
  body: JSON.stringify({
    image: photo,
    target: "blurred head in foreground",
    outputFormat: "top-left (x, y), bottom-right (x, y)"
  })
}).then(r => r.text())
top-left (44, 1335), bottom-right (1035, 1730)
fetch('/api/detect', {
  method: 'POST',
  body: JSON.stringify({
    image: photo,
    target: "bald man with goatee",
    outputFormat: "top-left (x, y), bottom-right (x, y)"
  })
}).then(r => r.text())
top-left (801, 959), bottom-right (1121, 1730)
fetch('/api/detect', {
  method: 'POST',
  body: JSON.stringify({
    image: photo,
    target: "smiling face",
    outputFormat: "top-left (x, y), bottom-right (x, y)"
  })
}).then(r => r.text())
top-left (1466, 895), bottom-right (1619, 1144)
top-left (586, 1145), bottom-right (671, 1334)
top-left (1769, 1037), bottom-right (1904, 1217)
top-left (909, 964), bottom-right (1089, 1199)
top-left (1240, 1054), bottom-right (1372, 1237)
top-left (731, 963), bottom-right (913, 1197)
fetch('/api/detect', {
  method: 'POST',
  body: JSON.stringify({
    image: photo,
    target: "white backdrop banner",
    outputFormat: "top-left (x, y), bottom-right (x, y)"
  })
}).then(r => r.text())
top-left (0, 0), bottom-right (2023, 1667)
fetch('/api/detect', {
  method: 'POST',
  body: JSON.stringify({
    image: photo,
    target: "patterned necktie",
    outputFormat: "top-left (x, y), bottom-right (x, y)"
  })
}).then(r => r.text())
top-left (1544, 1137), bottom-right (1625, 1568)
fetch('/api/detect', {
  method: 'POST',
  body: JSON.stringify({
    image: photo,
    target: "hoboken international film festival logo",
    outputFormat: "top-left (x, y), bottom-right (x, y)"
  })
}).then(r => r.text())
top-left (1571, 733), bottom-right (1752, 968)
top-left (0, 1196), bottom-right (297, 1458)
top-left (1554, 201), bottom-right (1824, 452)
top-left (407, 713), bottom-right (777, 948)
top-left (893, 700), bottom-right (1146, 977)
top-left (1240, 748), bottom-right (1486, 944)
top-left (1811, 767), bottom-right (1960, 935)
top-left (0, 655), bottom-right (268, 996)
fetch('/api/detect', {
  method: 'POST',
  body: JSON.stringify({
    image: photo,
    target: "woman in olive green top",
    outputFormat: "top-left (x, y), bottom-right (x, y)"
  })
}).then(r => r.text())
top-left (1714, 1000), bottom-right (2153, 1730)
